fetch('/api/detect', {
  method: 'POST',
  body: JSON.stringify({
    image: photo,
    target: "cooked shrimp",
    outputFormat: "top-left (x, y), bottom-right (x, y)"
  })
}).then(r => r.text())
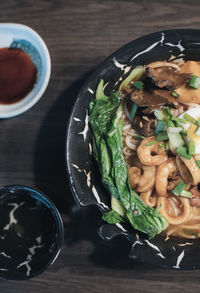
top-left (156, 158), bottom-right (180, 197)
top-left (157, 195), bottom-right (191, 225)
top-left (137, 136), bottom-right (168, 166)
top-left (128, 165), bottom-right (156, 193)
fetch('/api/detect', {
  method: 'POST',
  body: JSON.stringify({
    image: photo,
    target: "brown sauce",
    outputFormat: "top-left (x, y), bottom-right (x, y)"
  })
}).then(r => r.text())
top-left (0, 47), bottom-right (37, 104)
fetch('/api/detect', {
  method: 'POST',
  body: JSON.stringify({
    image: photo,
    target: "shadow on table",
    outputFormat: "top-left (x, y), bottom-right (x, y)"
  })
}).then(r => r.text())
top-left (64, 204), bottom-right (142, 269)
top-left (34, 70), bottom-right (93, 212)
top-left (33, 71), bottom-right (145, 270)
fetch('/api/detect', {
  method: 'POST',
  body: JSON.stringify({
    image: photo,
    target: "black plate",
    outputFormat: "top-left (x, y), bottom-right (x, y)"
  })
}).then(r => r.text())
top-left (66, 29), bottom-right (200, 269)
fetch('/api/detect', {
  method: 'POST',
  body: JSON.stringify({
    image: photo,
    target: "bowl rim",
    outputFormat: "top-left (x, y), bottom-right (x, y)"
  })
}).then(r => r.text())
top-left (66, 29), bottom-right (200, 270)
top-left (0, 23), bottom-right (51, 118)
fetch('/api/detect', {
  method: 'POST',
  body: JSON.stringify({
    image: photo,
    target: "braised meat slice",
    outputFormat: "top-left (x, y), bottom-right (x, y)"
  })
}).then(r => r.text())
top-left (130, 89), bottom-right (178, 114)
top-left (146, 66), bottom-right (190, 90)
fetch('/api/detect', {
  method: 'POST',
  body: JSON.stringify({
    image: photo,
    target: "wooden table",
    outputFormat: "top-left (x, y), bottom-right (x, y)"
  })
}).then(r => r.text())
top-left (0, 0), bottom-right (200, 292)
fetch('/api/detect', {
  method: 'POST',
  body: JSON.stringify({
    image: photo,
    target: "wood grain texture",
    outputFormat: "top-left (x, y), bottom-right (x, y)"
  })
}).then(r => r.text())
top-left (0, 0), bottom-right (200, 292)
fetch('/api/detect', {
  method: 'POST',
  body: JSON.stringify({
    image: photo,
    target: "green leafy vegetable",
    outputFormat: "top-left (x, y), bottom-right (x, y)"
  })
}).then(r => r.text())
top-left (89, 80), bottom-right (168, 239)
top-left (102, 210), bottom-right (124, 224)
top-left (111, 196), bottom-right (126, 217)
top-left (133, 81), bottom-right (144, 90)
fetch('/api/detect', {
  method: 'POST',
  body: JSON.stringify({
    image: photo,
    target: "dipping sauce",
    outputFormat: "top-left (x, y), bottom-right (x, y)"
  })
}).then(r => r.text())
top-left (0, 48), bottom-right (37, 104)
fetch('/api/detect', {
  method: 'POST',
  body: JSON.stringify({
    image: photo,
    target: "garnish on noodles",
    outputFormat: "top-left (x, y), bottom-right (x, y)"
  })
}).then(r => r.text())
top-left (89, 58), bottom-right (200, 239)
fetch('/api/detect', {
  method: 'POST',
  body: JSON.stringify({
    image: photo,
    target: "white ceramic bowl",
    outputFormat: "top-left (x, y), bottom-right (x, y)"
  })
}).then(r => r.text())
top-left (0, 23), bottom-right (51, 118)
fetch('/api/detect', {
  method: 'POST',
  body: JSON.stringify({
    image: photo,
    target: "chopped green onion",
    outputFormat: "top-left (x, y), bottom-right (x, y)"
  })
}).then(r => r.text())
top-left (156, 131), bottom-right (169, 141)
top-left (167, 130), bottom-right (185, 149)
top-left (159, 142), bottom-right (165, 150)
top-left (183, 113), bottom-right (197, 124)
top-left (167, 127), bottom-right (182, 134)
top-left (130, 103), bottom-right (138, 120)
top-left (172, 181), bottom-right (187, 196)
top-left (180, 129), bottom-right (187, 136)
top-left (176, 146), bottom-right (192, 159)
top-left (188, 141), bottom-right (195, 156)
top-left (154, 109), bottom-right (166, 121)
top-left (165, 141), bottom-right (169, 151)
top-left (181, 190), bottom-right (192, 198)
top-left (171, 117), bottom-right (186, 124)
top-left (166, 120), bottom-right (175, 127)
top-left (133, 135), bottom-right (145, 140)
top-left (133, 81), bottom-right (144, 90)
top-left (145, 140), bottom-right (158, 146)
top-left (165, 107), bottom-right (172, 117)
top-left (189, 75), bottom-right (200, 89)
top-left (172, 91), bottom-right (180, 98)
top-left (196, 160), bottom-right (200, 169)
top-left (155, 120), bottom-right (165, 135)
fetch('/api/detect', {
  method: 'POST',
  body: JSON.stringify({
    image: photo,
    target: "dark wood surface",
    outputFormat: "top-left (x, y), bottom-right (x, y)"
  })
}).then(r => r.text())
top-left (1, 0), bottom-right (200, 292)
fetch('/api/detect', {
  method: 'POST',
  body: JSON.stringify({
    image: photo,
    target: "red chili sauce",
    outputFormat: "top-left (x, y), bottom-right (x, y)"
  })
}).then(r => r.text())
top-left (0, 47), bottom-right (37, 104)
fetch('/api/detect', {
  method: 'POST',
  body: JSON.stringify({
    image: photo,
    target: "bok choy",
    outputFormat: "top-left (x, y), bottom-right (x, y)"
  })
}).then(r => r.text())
top-left (89, 80), bottom-right (168, 239)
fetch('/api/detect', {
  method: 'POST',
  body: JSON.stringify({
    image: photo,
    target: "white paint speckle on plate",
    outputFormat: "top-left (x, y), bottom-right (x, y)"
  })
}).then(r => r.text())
top-left (73, 117), bottom-right (81, 122)
top-left (173, 250), bottom-right (185, 269)
top-left (92, 185), bottom-right (109, 209)
top-left (130, 33), bottom-right (165, 61)
top-left (145, 239), bottom-right (165, 259)
top-left (78, 110), bottom-right (89, 141)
